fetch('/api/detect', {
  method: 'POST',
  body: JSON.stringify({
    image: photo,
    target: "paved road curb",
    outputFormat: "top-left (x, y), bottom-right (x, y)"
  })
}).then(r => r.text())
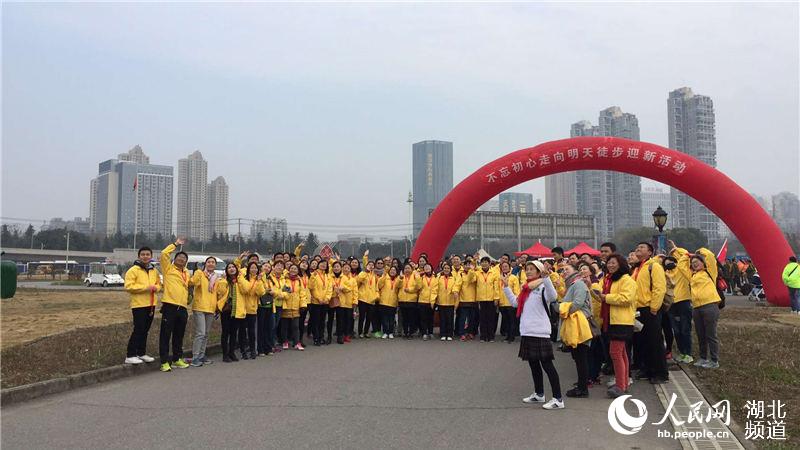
top-left (1, 344), bottom-right (222, 406)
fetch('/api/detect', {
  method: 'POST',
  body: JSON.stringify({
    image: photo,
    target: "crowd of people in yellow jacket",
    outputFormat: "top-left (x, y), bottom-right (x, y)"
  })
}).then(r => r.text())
top-left (123, 238), bottom-right (724, 409)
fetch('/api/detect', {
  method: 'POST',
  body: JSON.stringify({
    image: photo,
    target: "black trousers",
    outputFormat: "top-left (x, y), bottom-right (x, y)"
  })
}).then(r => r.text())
top-left (499, 306), bottom-right (517, 342)
top-left (299, 307), bottom-right (308, 341)
top-left (380, 305), bottom-right (396, 334)
top-left (308, 303), bottom-right (324, 342)
top-left (399, 302), bottom-right (418, 336)
top-left (281, 317), bottom-right (299, 345)
top-left (335, 307), bottom-right (350, 338)
top-left (325, 306), bottom-right (336, 340)
top-left (358, 302), bottom-right (374, 335)
top-left (571, 343), bottom-right (590, 390)
top-left (661, 309), bottom-right (674, 355)
top-left (257, 307), bottom-right (274, 353)
top-left (439, 306), bottom-right (455, 338)
top-left (529, 359), bottom-right (562, 399)
top-left (478, 302), bottom-right (496, 341)
top-left (636, 307), bottom-right (669, 379)
top-left (220, 311), bottom-right (239, 357)
top-left (274, 306), bottom-right (284, 344)
top-left (239, 314), bottom-right (257, 354)
top-left (127, 306), bottom-right (154, 358)
top-left (158, 303), bottom-right (187, 364)
top-left (418, 304), bottom-right (434, 335)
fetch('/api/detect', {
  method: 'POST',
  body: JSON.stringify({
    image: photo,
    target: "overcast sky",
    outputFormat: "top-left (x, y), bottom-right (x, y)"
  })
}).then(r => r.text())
top-left (2, 2), bottom-right (798, 237)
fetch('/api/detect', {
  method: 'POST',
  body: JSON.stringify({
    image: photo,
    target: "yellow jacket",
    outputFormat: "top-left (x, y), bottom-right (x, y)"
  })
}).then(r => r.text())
top-left (633, 257), bottom-right (666, 311)
top-left (675, 247), bottom-right (721, 308)
top-left (190, 269), bottom-right (222, 314)
top-left (590, 281), bottom-right (603, 326)
top-left (281, 276), bottom-right (308, 317)
top-left (217, 278), bottom-right (249, 319)
top-left (299, 275), bottom-right (310, 309)
top-left (124, 263), bottom-right (162, 309)
top-left (418, 274), bottom-right (438, 306)
top-left (356, 271), bottom-right (379, 303)
top-left (308, 270), bottom-right (333, 305)
top-left (398, 272), bottom-right (422, 303)
top-left (498, 273), bottom-right (520, 307)
top-left (435, 273), bottom-right (461, 307)
top-left (666, 264), bottom-right (691, 304)
top-left (474, 269), bottom-right (500, 302)
top-left (332, 274), bottom-right (358, 308)
top-left (265, 273), bottom-right (285, 308)
top-left (159, 244), bottom-right (191, 308)
top-left (458, 269), bottom-right (477, 303)
top-left (378, 275), bottom-right (402, 307)
top-left (240, 275), bottom-right (267, 315)
top-left (602, 275), bottom-right (638, 326)
top-left (559, 302), bottom-right (593, 348)
top-left (549, 272), bottom-right (567, 299)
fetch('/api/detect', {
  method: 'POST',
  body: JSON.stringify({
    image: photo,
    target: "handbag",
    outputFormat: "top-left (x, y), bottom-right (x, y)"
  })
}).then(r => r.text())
top-left (587, 316), bottom-right (601, 338)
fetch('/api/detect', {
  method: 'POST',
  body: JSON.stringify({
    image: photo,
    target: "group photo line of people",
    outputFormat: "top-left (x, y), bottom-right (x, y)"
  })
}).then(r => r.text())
top-left (122, 237), bottom-right (799, 410)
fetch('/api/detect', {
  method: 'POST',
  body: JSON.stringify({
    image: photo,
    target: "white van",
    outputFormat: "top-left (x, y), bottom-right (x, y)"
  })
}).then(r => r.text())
top-left (84, 262), bottom-right (124, 287)
top-left (186, 255), bottom-right (226, 276)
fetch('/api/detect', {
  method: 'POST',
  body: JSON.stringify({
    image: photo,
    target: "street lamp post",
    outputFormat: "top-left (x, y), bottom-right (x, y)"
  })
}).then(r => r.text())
top-left (652, 206), bottom-right (668, 254)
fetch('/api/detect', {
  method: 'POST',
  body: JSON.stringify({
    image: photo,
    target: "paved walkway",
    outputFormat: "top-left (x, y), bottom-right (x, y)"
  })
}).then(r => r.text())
top-left (2, 337), bottom-right (679, 449)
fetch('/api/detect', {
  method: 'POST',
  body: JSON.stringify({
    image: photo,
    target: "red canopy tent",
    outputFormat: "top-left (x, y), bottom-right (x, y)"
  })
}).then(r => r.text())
top-left (515, 242), bottom-right (553, 258)
top-left (564, 242), bottom-right (601, 256)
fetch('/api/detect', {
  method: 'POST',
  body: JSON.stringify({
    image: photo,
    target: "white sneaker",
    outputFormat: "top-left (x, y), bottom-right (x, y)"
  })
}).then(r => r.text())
top-left (382, 334), bottom-right (388, 339)
top-left (388, 334), bottom-right (395, 339)
top-left (694, 358), bottom-right (709, 367)
top-left (124, 356), bottom-right (143, 364)
top-left (447, 337), bottom-right (453, 341)
top-left (138, 355), bottom-right (155, 363)
top-left (542, 398), bottom-right (565, 410)
top-left (629, 377), bottom-right (634, 386)
top-left (441, 336), bottom-right (447, 341)
top-left (522, 393), bottom-right (545, 403)
top-left (606, 377), bottom-right (616, 387)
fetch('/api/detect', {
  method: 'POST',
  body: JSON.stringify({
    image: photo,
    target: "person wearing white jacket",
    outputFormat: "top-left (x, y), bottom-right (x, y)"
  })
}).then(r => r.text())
top-left (503, 260), bottom-right (563, 410)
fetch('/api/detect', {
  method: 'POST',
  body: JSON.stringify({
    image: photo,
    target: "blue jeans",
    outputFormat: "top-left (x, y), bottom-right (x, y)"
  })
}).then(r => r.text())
top-left (456, 306), bottom-right (478, 337)
top-left (669, 300), bottom-right (693, 356)
top-left (789, 287), bottom-right (800, 312)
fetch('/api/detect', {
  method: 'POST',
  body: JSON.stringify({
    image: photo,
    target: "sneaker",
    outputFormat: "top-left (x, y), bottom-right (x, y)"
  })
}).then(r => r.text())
top-left (373, 331), bottom-right (383, 338)
top-left (344, 336), bottom-right (352, 343)
top-left (223, 355), bottom-right (232, 363)
top-left (202, 357), bottom-right (214, 365)
top-left (681, 354), bottom-right (694, 364)
top-left (138, 355), bottom-right (155, 363)
top-left (359, 334), bottom-right (364, 338)
top-left (171, 359), bottom-right (190, 369)
top-left (566, 387), bottom-right (588, 398)
top-left (190, 359), bottom-right (203, 368)
top-left (282, 342), bottom-right (290, 350)
top-left (258, 352), bottom-right (267, 357)
top-left (124, 356), bottom-right (143, 365)
top-left (542, 398), bottom-right (565, 410)
top-left (159, 362), bottom-right (172, 372)
top-left (388, 333), bottom-right (395, 339)
top-left (694, 358), bottom-right (709, 367)
top-left (423, 335), bottom-right (430, 341)
top-left (447, 337), bottom-right (453, 341)
top-left (606, 377), bottom-right (616, 387)
top-left (649, 377), bottom-right (668, 385)
top-left (382, 334), bottom-right (388, 339)
top-left (704, 361), bottom-right (719, 369)
top-left (441, 337), bottom-right (447, 341)
top-left (295, 343), bottom-right (305, 351)
top-left (607, 385), bottom-right (624, 398)
top-left (522, 393), bottom-right (546, 403)
top-left (665, 352), bottom-right (673, 361)
top-left (460, 336), bottom-right (467, 342)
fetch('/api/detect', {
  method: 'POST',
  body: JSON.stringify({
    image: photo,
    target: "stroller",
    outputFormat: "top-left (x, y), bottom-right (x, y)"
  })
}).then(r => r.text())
top-left (747, 273), bottom-right (766, 302)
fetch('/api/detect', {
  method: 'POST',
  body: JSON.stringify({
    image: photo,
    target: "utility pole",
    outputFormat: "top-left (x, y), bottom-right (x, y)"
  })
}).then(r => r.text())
top-left (65, 231), bottom-right (71, 277)
top-left (237, 218), bottom-right (242, 254)
top-left (407, 191), bottom-right (414, 242)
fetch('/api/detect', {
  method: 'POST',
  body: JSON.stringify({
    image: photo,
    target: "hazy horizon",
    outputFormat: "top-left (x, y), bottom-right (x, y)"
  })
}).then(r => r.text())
top-left (3, 3), bottom-right (799, 238)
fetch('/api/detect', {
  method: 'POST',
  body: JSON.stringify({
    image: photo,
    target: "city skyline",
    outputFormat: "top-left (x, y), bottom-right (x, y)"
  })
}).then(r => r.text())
top-left (2, 3), bottom-right (798, 234)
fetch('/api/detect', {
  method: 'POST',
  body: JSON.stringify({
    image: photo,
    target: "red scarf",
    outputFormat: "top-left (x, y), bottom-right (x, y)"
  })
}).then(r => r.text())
top-left (600, 275), bottom-right (613, 332)
top-left (516, 282), bottom-right (533, 318)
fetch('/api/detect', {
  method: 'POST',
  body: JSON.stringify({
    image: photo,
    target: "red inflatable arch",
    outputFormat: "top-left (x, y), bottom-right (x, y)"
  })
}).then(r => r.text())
top-left (412, 136), bottom-right (793, 306)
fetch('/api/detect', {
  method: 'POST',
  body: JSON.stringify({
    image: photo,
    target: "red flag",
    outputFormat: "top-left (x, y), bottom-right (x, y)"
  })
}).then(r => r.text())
top-left (716, 238), bottom-right (728, 262)
top-left (133, 177), bottom-right (138, 191)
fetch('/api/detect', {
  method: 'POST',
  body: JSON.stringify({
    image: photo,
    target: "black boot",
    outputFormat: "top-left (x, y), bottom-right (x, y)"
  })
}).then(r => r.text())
top-left (229, 352), bottom-right (239, 362)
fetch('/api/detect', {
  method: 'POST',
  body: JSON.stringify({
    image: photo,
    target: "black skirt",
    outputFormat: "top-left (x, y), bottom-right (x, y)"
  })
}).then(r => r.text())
top-left (605, 324), bottom-right (634, 341)
top-left (518, 336), bottom-right (554, 362)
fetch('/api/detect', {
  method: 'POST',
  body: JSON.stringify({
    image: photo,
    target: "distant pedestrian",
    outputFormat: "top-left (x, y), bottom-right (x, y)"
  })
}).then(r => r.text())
top-left (783, 256), bottom-right (800, 314)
